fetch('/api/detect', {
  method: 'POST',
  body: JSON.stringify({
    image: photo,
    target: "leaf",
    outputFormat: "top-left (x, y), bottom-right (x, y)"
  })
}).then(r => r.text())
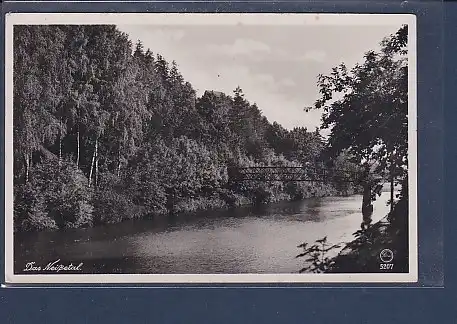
top-left (296, 251), bottom-right (312, 258)
top-left (316, 236), bottom-right (328, 244)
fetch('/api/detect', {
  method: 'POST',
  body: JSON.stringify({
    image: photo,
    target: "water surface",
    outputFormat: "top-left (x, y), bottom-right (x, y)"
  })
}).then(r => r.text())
top-left (14, 192), bottom-right (391, 274)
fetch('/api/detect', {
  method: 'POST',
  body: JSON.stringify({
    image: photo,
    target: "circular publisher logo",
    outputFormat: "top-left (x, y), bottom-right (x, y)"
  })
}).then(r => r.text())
top-left (379, 249), bottom-right (394, 263)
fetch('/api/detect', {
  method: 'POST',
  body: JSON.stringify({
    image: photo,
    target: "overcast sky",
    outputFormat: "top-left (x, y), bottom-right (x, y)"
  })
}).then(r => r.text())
top-left (117, 24), bottom-right (402, 130)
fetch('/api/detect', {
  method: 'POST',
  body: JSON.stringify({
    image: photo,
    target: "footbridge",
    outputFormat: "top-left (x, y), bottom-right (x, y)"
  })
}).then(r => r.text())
top-left (228, 166), bottom-right (363, 183)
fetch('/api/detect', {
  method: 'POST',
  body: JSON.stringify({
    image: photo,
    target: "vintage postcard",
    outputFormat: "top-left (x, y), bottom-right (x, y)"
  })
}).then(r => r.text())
top-left (4, 13), bottom-right (417, 284)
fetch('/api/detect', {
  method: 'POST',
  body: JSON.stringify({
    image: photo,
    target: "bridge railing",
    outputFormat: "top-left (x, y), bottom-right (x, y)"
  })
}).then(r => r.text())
top-left (227, 166), bottom-right (362, 183)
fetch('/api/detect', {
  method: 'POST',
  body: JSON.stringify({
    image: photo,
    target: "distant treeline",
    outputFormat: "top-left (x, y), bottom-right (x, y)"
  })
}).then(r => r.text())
top-left (13, 25), bottom-right (361, 231)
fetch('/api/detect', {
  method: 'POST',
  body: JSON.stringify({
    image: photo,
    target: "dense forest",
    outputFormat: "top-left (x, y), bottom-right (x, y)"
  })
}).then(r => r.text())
top-left (13, 25), bottom-right (362, 232)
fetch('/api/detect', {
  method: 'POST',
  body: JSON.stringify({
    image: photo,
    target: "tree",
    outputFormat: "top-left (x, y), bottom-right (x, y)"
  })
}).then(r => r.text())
top-left (306, 25), bottom-right (408, 210)
top-left (13, 26), bottom-right (72, 183)
top-left (196, 90), bottom-right (232, 146)
top-left (133, 40), bottom-right (144, 58)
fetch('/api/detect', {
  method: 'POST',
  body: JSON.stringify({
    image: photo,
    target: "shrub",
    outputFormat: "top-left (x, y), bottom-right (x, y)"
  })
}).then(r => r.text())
top-left (14, 160), bottom-right (94, 230)
top-left (14, 184), bottom-right (58, 231)
top-left (92, 173), bottom-right (144, 224)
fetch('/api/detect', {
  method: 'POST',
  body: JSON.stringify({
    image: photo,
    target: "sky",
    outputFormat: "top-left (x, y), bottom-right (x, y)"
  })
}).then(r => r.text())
top-left (117, 23), bottom-right (403, 131)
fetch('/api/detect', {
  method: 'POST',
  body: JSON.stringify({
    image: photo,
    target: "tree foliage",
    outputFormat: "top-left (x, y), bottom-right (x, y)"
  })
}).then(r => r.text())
top-left (298, 25), bottom-right (410, 273)
top-left (13, 25), bottom-right (361, 231)
top-left (307, 25), bottom-right (408, 194)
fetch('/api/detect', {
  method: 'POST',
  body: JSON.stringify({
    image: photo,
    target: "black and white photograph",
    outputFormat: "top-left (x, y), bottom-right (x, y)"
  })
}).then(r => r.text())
top-left (5, 13), bottom-right (417, 283)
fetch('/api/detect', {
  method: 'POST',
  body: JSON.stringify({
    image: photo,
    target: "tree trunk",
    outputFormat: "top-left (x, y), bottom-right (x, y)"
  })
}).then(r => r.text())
top-left (58, 122), bottom-right (62, 167)
top-left (361, 182), bottom-right (373, 230)
top-left (117, 149), bottom-right (121, 178)
top-left (88, 137), bottom-right (97, 187)
top-left (390, 164), bottom-right (395, 213)
top-left (24, 152), bottom-right (30, 183)
top-left (95, 138), bottom-right (99, 187)
top-left (76, 125), bottom-right (80, 168)
top-left (29, 153), bottom-right (32, 184)
top-left (166, 187), bottom-right (175, 214)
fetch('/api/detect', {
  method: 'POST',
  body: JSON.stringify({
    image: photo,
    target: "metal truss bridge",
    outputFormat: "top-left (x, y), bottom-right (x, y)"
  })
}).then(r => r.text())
top-left (228, 166), bottom-right (362, 183)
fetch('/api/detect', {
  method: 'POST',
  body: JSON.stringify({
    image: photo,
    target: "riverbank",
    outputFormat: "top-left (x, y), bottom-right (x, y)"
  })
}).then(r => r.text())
top-left (15, 166), bottom-right (358, 232)
top-left (172, 182), bottom-right (352, 214)
top-left (327, 197), bottom-right (409, 273)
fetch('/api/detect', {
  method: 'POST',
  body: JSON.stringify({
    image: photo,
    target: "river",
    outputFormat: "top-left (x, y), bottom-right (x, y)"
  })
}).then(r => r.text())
top-left (14, 191), bottom-right (392, 274)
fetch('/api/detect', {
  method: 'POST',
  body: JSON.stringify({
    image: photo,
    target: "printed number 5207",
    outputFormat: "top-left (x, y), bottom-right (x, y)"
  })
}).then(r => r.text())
top-left (380, 264), bottom-right (394, 270)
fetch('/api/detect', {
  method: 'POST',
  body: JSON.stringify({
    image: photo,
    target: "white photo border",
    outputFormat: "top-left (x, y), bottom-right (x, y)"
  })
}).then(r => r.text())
top-left (4, 13), bottom-right (418, 284)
